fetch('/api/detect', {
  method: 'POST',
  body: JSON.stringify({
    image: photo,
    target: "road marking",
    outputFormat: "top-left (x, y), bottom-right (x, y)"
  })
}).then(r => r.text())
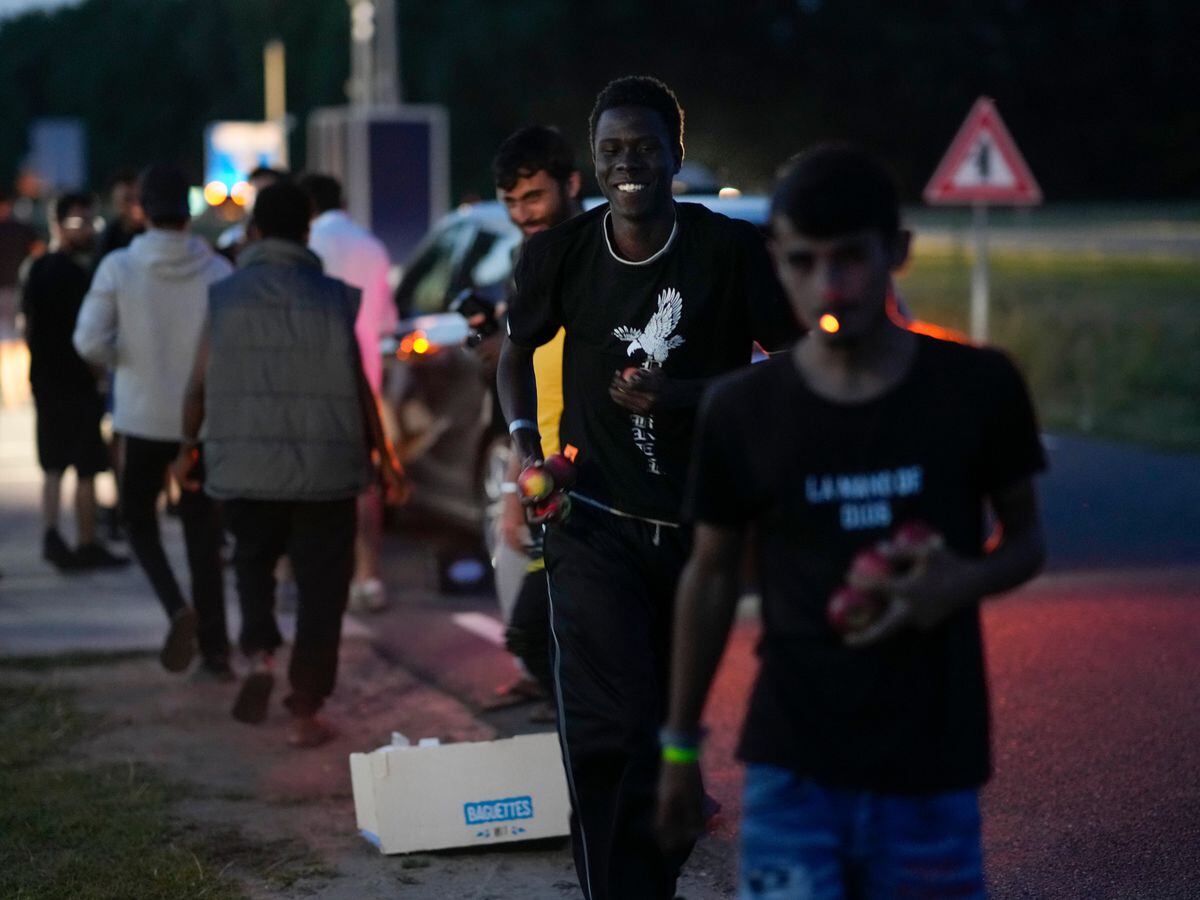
top-left (451, 612), bottom-right (506, 646)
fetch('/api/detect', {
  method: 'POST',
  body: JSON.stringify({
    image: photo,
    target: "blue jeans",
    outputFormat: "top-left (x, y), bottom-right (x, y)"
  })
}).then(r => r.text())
top-left (739, 765), bottom-right (986, 899)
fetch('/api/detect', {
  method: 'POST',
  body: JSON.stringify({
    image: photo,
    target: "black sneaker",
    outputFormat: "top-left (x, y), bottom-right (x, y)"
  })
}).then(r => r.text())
top-left (160, 607), bottom-right (198, 673)
top-left (232, 657), bottom-right (275, 724)
top-left (42, 528), bottom-right (77, 571)
top-left (73, 543), bottom-right (131, 570)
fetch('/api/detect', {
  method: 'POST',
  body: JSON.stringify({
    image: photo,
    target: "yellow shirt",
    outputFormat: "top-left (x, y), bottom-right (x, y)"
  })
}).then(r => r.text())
top-left (532, 328), bottom-right (565, 458)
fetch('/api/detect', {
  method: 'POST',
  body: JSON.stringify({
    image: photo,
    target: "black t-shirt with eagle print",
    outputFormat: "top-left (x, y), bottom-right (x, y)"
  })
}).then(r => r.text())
top-left (507, 202), bottom-right (798, 522)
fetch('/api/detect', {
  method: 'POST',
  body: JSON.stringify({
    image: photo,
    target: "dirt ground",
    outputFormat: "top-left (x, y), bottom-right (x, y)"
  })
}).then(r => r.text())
top-left (12, 637), bottom-right (734, 899)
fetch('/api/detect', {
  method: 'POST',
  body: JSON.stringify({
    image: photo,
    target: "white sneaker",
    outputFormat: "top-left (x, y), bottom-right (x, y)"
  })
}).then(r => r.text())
top-left (349, 577), bottom-right (388, 613)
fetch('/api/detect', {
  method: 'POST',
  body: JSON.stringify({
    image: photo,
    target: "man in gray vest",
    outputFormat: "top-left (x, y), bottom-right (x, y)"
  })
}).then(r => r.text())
top-left (174, 181), bottom-right (405, 748)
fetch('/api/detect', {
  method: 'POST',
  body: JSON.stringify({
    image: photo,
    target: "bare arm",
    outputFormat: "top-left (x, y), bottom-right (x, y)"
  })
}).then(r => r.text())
top-left (656, 522), bottom-right (745, 853)
top-left (849, 477), bottom-right (1046, 645)
top-left (356, 353), bottom-right (408, 503)
top-left (497, 335), bottom-right (542, 465)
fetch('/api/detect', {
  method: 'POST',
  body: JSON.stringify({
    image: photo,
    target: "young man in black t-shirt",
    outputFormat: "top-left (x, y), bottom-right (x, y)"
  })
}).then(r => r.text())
top-left (23, 193), bottom-right (127, 571)
top-left (498, 77), bottom-right (796, 900)
top-left (656, 144), bottom-right (1047, 898)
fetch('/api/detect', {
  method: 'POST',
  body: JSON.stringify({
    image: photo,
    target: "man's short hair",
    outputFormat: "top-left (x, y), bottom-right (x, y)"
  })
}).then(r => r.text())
top-left (248, 166), bottom-right (288, 184)
top-left (138, 163), bottom-right (191, 227)
top-left (771, 143), bottom-right (900, 239)
top-left (492, 126), bottom-right (577, 192)
top-left (55, 191), bottom-right (93, 222)
top-left (296, 173), bottom-right (342, 214)
top-left (251, 182), bottom-right (311, 243)
top-left (588, 76), bottom-right (684, 163)
top-left (105, 168), bottom-right (138, 194)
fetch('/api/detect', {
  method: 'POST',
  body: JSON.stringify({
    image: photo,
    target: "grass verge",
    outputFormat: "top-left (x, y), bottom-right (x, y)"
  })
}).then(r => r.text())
top-left (899, 248), bottom-right (1200, 452)
top-left (0, 679), bottom-right (332, 898)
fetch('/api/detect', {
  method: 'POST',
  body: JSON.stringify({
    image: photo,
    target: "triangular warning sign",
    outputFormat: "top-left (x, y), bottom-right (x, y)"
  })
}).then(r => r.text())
top-left (924, 97), bottom-right (1042, 206)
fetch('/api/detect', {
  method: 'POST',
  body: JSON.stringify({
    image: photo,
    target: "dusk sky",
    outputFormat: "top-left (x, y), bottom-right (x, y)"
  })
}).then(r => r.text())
top-left (0, 0), bottom-right (76, 18)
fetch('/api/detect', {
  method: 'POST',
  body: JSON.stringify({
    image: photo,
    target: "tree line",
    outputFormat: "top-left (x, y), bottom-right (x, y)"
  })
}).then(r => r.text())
top-left (1, 0), bottom-right (1196, 202)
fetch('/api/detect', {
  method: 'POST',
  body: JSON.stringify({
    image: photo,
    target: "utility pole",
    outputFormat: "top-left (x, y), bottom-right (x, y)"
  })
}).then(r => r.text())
top-left (263, 38), bottom-right (288, 167)
top-left (348, 0), bottom-right (400, 107)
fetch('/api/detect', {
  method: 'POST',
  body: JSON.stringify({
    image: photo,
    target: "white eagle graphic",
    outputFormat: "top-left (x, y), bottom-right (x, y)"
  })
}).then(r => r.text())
top-left (613, 287), bottom-right (686, 366)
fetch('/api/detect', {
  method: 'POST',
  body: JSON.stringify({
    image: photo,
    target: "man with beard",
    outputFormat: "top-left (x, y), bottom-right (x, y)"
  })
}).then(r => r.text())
top-left (489, 125), bottom-right (582, 715)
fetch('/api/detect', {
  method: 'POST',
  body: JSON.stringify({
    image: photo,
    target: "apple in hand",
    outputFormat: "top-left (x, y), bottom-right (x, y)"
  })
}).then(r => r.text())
top-left (517, 464), bottom-right (554, 503)
top-left (827, 586), bottom-right (884, 635)
top-left (532, 491), bottom-right (572, 524)
top-left (849, 546), bottom-right (892, 583)
top-left (541, 453), bottom-right (577, 491)
top-left (887, 520), bottom-right (945, 573)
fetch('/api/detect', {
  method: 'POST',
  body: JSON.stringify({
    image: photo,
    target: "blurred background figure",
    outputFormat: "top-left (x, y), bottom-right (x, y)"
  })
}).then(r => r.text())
top-left (216, 166), bottom-right (289, 263)
top-left (298, 172), bottom-right (397, 613)
top-left (0, 186), bottom-right (44, 340)
top-left (95, 169), bottom-right (145, 263)
top-left (21, 191), bottom-right (127, 571)
top-left (74, 163), bottom-right (234, 678)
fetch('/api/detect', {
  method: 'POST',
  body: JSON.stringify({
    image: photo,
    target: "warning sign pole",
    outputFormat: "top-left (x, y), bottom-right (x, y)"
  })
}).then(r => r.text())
top-left (923, 97), bottom-right (1041, 344)
top-left (970, 202), bottom-right (989, 342)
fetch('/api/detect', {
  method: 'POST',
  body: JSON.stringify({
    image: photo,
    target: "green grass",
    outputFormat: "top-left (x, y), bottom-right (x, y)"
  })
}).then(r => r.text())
top-left (898, 248), bottom-right (1200, 452)
top-left (0, 681), bottom-right (332, 899)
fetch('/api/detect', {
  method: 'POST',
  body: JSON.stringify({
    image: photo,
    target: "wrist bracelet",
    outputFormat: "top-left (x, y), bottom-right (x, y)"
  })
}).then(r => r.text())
top-left (500, 482), bottom-right (518, 494)
top-left (661, 744), bottom-right (700, 765)
top-left (508, 418), bottom-right (538, 435)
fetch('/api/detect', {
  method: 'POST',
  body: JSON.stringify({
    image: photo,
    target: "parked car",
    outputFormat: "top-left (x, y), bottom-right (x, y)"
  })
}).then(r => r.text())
top-left (381, 195), bottom-right (774, 552)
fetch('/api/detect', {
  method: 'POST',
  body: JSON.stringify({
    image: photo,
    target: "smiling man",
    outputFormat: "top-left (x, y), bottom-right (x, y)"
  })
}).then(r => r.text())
top-left (498, 77), bottom-right (797, 900)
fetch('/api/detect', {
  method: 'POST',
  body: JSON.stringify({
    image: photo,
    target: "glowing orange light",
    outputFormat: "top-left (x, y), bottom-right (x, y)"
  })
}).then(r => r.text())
top-left (203, 181), bottom-right (229, 206)
top-left (398, 335), bottom-right (415, 355)
top-left (411, 336), bottom-right (431, 354)
top-left (230, 181), bottom-right (253, 207)
top-left (819, 314), bottom-right (841, 334)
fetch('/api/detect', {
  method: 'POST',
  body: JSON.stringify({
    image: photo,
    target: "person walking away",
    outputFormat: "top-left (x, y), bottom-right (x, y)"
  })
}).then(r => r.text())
top-left (656, 144), bottom-right (1048, 898)
top-left (22, 192), bottom-right (127, 570)
top-left (298, 173), bottom-right (397, 613)
top-left (497, 77), bottom-right (798, 900)
top-left (175, 181), bottom-right (406, 748)
top-left (74, 164), bottom-right (234, 677)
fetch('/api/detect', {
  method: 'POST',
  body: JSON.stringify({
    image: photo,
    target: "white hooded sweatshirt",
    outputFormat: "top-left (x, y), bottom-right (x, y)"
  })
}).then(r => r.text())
top-left (74, 229), bottom-right (232, 441)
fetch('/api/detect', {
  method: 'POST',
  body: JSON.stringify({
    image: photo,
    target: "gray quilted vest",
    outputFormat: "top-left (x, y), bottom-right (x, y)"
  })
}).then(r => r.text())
top-left (203, 238), bottom-right (372, 501)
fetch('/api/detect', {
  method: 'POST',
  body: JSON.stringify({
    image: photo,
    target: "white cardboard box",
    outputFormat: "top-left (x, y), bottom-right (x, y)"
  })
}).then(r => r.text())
top-left (349, 732), bottom-right (571, 854)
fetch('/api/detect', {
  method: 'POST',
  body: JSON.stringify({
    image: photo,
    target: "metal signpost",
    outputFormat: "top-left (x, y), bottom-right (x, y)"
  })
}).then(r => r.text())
top-left (923, 97), bottom-right (1042, 343)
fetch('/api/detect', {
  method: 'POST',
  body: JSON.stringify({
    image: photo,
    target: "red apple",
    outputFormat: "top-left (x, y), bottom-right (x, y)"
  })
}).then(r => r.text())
top-left (532, 491), bottom-right (572, 523)
top-left (542, 452), bottom-right (577, 491)
top-left (849, 547), bottom-right (892, 583)
top-left (892, 520), bottom-right (944, 554)
top-left (517, 464), bottom-right (554, 502)
top-left (827, 586), bottom-right (884, 635)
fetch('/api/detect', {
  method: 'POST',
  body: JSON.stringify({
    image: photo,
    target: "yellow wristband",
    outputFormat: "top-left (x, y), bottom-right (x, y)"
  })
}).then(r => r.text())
top-left (661, 744), bottom-right (700, 765)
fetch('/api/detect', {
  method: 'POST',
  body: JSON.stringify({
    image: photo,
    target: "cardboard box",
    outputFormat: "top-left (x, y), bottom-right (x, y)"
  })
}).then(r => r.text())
top-left (349, 732), bottom-right (571, 854)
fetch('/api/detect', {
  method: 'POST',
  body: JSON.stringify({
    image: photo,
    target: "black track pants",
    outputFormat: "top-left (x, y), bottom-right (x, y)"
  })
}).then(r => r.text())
top-left (544, 500), bottom-right (694, 900)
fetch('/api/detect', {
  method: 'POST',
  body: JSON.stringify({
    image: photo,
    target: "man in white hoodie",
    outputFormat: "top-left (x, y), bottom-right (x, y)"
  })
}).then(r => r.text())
top-left (74, 164), bottom-right (234, 677)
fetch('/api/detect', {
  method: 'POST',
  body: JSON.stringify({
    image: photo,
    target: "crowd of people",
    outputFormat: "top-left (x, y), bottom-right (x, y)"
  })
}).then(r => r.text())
top-left (7, 72), bottom-right (1049, 898)
top-left (13, 163), bottom-right (403, 747)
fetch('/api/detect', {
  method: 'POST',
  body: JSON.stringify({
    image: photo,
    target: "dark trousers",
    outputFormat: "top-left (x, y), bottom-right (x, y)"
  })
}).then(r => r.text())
top-left (544, 501), bottom-right (694, 900)
top-left (223, 498), bottom-right (356, 715)
top-left (119, 435), bottom-right (229, 665)
top-left (506, 563), bottom-right (553, 694)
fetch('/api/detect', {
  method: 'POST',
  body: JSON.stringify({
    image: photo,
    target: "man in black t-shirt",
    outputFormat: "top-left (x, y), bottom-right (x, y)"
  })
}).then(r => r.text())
top-left (656, 145), bottom-right (1047, 898)
top-left (23, 193), bottom-right (127, 571)
top-left (497, 78), bottom-right (796, 900)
